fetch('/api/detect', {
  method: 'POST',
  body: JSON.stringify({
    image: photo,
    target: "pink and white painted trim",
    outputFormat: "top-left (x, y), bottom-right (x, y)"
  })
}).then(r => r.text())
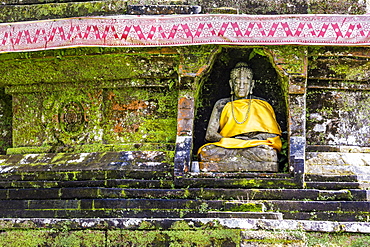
top-left (1, 14), bottom-right (370, 53)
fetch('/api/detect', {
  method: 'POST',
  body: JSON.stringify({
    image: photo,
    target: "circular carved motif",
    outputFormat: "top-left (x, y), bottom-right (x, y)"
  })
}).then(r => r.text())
top-left (58, 101), bottom-right (85, 134)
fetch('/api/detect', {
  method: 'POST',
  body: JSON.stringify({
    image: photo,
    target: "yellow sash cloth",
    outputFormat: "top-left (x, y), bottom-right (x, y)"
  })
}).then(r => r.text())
top-left (198, 99), bottom-right (282, 154)
top-left (212, 135), bottom-right (282, 152)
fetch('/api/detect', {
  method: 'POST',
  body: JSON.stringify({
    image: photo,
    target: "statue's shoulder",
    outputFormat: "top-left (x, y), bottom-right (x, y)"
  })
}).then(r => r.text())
top-left (251, 96), bottom-right (274, 105)
top-left (251, 95), bottom-right (267, 101)
top-left (214, 98), bottom-right (231, 108)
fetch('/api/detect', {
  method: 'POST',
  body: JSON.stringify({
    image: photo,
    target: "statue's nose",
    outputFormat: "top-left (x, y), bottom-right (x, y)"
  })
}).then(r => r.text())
top-left (239, 80), bottom-right (246, 89)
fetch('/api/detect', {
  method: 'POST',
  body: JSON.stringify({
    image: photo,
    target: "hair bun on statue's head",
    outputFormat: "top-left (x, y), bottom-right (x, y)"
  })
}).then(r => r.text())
top-left (234, 62), bottom-right (251, 70)
top-left (230, 62), bottom-right (253, 79)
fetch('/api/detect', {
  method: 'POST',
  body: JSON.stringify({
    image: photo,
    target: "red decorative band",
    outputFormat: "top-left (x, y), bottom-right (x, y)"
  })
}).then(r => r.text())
top-left (1, 14), bottom-right (370, 52)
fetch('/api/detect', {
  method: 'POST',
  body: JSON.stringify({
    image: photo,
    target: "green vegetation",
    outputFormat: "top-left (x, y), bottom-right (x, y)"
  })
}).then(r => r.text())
top-left (306, 232), bottom-right (370, 247)
top-left (0, 0), bottom-right (127, 23)
top-left (1, 229), bottom-right (370, 246)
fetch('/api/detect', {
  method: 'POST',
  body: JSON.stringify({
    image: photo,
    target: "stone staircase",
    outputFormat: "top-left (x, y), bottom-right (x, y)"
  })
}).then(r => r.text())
top-left (0, 152), bottom-right (369, 222)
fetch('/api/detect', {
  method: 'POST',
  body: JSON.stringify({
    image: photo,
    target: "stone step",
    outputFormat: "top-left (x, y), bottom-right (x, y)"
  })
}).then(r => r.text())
top-left (175, 177), bottom-right (299, 189)
top-left (12, 198), bottom-right (368, 214)
top-left (282, 211), bottom-right (370, 222)
top-left (305, 174), bottom-right (360, 182)
top-left (0, 209), bottom-right (283, 219)
top-left (264, 200), bottom-right (370, 213)
top-left (306, 174), bottom-right (370, 184)
top-left (0, 177), bottom-right (299, 189)
top-left (0, 152), bottom-right (174, 169)
top-left (0, 198), bottom-right (286, 219)
top-left (263, 200), bottom-right (370, 222)
top-left (188, 172), bottom-right (291, 179)
top-left (0, 198), bottom-right (369, 221)
top-left (0, 179), bottom-right (175, 189)
top-left (305, 181), bottom-right (370, 190)
top-left (0, 198), bottom-right (226, 211)
top-left (0, 169), bottom-right (173, 181)
top-left (0, 187), bottom-right (365, 201)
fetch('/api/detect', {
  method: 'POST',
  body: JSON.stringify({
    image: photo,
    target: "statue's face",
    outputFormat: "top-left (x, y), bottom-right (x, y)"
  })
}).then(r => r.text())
top-left (232, 68), bottom-right (253, 98)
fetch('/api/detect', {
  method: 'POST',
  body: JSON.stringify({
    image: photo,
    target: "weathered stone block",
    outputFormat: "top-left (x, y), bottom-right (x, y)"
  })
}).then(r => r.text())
top-left (199, 161), bottom-right (279, 173)
top-left (8, 188), bottom-right (60, 200)
top-left (176, 177), bottom-right (298, 189)
top-left (309, 57), bottom-right (370, 81)
top-left (306, 152), bottom-right (370, 167)
top-left (177, 119), bottom-right (194, 136)
top-left (198, 144), bottom-right (279, 172)
top-left (288, 95), bottom-right (306, 137)
top-left (307, 90), bottom-right (370, 147)
top-left (241, 230), bottom-right (305, 247)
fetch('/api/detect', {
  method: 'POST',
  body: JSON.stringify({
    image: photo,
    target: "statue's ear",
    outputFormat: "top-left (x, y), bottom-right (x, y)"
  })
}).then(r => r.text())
top-left (229, 79), bottom-right (234, 94)
top-left (250, 80), bottom-right (255, 94)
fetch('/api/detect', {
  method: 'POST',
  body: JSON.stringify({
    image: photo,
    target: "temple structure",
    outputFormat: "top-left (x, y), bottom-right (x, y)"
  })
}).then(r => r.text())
top-left (0, 0), bottom-right (370, 245)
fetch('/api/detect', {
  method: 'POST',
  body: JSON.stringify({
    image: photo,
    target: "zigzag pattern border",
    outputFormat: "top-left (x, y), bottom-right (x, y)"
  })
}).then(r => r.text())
top-left (1, 14), bottom-right (370, 52)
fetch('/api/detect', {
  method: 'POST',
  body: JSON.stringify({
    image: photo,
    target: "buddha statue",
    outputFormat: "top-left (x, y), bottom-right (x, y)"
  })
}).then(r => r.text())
top-left (197, 62), bottom-right (282, 172)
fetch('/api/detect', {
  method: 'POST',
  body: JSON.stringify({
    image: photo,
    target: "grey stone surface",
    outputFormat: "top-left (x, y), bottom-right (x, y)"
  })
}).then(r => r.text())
top-left (241, 230), bottom-right (305, 247)
top-left (0, 151), bottom-right (172, 172)
top-left (306, 152), bottom-right (370, 187)
top-left (0, 218), bottom-right (370, 233)
top-left (199, 145), bottom-right (279, 172)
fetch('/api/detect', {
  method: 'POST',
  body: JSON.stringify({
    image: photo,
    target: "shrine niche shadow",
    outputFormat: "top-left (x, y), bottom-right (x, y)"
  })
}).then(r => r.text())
top-left (193, 47), bottom-right (288, 172)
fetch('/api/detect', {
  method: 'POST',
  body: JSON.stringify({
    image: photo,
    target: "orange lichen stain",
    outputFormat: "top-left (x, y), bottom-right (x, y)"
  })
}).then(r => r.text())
top-left (112, 100), bottom-right (149, 113)
top-left (52, 114), bottom-right (59, 123)
top-left (87, 90), bottom-right (103, 101)
top-left (114, 122), bottom-right (140, 133)
top-left (113, 123), bottom-right (124, 133)
top-left (107, 91), bottom-right (115, 100)
top-left (196, 66), bottom-right (206, 76)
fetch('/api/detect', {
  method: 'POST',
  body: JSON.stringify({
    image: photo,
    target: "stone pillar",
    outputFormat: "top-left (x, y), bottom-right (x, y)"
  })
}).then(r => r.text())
top-left (288, 79), bottom-right (307, 186)
top-left (174, 89), bottom-right (195, 177)
top-left (174, 46), bottom-right (220, 177)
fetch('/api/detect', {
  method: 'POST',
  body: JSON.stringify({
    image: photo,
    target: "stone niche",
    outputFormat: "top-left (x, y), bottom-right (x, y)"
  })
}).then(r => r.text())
top-left (194, 47), bottom-right (289, 172)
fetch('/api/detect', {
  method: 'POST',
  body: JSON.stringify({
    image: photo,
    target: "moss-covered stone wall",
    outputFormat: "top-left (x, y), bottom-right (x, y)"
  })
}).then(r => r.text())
top-left (1, 47), bottom-right (180, 154)
top-left (0, 88), bottom-right (12, 155)
top-left (307, 47), bottom-right (370, 147)
top-left (0, 45), bottom-right (222, 155)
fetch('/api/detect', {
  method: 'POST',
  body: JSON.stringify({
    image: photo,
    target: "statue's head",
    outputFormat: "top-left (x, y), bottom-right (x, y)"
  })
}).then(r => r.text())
top-left (229, 62), bottom-right (254, 98)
